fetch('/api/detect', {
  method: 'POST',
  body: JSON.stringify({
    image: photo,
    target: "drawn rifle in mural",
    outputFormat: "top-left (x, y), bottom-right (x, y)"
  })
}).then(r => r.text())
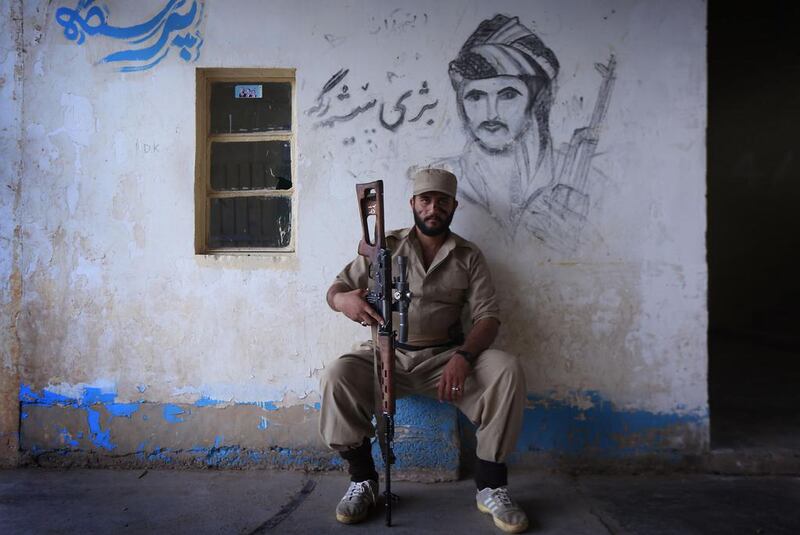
top-left (355, 180), bottom-right (411, 527)
top-left (551, 55), bottom-right (617, 218)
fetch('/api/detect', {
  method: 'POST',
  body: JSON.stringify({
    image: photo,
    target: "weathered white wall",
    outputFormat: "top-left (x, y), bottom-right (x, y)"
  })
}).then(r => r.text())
top-left (0, 0), bottom-right (23, 465)
top-left (10, 0), bottom-right (707, 464)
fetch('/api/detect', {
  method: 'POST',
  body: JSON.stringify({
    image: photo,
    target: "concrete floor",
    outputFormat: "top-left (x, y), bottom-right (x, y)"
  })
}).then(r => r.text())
top-left (1, 468), bottom-right (799, 535)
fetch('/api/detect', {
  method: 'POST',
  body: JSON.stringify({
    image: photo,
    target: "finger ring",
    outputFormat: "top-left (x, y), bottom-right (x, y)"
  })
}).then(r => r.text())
top-left (360, 321), bottom-right (368, 326)
top-left (451, 386), bottom-right (461, 391)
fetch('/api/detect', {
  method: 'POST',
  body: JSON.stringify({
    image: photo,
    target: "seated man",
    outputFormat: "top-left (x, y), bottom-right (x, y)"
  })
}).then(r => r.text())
top-left (319, 168), bottom-right (529, 533)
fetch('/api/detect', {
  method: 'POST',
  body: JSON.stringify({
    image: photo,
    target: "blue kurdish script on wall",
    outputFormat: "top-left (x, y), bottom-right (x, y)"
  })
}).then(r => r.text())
top-left (55, 0), bottom-right (204, 72)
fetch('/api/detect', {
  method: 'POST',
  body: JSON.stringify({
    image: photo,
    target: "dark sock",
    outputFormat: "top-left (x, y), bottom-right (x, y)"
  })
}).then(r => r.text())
top-left (475, 458), bottom-right (508, 490)
top-left (341, 437), bottom-right (378, 483)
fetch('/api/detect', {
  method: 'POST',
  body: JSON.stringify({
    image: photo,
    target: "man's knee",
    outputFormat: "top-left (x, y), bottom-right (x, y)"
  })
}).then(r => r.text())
top-left (320, 357), bottom-right (347, 390)
top-left (478, 349), bottom-right (523, 374)
top-left (320, 354), bottom-right (372, 394)
top-left (477, 349), bottom-right (526, 390)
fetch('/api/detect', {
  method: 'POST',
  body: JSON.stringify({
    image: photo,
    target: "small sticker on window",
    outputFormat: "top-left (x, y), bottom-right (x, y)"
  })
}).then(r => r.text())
top-left (235, 85), bottom-right (262, 99)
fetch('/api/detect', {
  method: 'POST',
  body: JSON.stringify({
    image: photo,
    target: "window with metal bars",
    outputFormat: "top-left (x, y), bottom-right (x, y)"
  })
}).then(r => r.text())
top-left (195, 69), bottom-right (295, 253)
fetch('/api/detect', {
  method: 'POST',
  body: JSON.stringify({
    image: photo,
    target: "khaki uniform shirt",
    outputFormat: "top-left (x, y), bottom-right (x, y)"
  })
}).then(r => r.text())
top-left (334, 227), bottom-right (500, 346)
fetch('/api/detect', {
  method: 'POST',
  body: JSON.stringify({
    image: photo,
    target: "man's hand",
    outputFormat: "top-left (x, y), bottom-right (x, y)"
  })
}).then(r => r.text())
top-left (332, 288), bottom-right (384, 326)
top-left (437, 353), bottom-right (472, 403)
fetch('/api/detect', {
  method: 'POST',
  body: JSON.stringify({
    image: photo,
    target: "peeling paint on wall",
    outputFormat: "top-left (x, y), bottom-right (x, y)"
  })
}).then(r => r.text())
top-left (0, 0), bottom-right (25, 466)
top-left (20, 384), bottom-right (458, 478)
top-left (21, 382), bottom-right (706, 474)
top-left (513, 392), bottom-right (707, 458)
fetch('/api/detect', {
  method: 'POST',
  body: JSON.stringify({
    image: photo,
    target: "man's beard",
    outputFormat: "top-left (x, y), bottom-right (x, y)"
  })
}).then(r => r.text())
top-left (413, 209), bottom-right (454, 237)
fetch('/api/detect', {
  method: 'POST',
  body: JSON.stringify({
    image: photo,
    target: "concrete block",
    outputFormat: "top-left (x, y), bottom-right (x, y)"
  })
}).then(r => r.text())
top-left (374, 395), bottom-right (460, 482)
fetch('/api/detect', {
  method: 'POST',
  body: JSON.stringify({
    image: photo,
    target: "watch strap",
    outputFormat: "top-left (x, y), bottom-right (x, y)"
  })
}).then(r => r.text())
top-left (455, 349), bottom-right (476, 366)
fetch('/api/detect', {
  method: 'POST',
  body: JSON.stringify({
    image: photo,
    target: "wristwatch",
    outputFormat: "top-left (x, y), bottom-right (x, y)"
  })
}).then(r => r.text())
top-left (455, 349), bottom-right (476, 367)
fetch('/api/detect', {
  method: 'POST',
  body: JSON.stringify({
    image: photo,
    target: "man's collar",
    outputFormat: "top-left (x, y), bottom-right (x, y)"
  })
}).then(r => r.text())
top-left (401, 226), bottom-right (471, 249)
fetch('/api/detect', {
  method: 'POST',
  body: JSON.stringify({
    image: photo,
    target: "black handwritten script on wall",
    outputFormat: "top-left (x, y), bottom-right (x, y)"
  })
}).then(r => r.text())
top-left (369, 9), bottom-right (428, 35)
top-left (55, 0), bottom-right (205, 72)
top-left (305, 68), bottom-right (439, 144)
top-left (429, 14), bottom-right (617, 253)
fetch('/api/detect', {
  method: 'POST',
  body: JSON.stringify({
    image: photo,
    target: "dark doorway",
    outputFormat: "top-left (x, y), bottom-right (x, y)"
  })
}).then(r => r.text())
top-left (708, 2), bottom-right (800, 452)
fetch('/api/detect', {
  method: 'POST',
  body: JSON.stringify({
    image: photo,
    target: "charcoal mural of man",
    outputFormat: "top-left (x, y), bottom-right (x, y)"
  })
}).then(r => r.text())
top-left (435, 14), bottom-right (615, 251)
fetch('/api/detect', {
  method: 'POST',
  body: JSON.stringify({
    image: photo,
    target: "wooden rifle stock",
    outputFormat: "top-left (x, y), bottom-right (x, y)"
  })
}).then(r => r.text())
top-left (356, 181), bottom-right (386, 257)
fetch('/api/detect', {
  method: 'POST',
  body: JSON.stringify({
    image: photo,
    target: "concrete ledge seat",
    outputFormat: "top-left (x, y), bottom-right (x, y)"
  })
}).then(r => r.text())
top-left (372, 395), bottom-right (460, 482)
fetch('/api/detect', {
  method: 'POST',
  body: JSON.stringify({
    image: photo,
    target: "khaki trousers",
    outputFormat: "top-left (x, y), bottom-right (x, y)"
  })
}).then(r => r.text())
top-left (319, 343), bottom-right (526, 463)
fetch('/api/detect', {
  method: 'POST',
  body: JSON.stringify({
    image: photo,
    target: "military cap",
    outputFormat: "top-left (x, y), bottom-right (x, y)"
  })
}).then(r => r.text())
top-left (412, 168), bottom-right (458, 198)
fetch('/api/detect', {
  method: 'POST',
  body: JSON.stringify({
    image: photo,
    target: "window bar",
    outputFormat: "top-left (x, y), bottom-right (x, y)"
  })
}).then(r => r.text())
top-left (219, 199), bottom-right (223, 245)
top-left (260, 197), bottom-right (265, 241)
top-left (244, 196), bottom-right (249, 245)
top-left (230, 197), bottom-right (235, 246)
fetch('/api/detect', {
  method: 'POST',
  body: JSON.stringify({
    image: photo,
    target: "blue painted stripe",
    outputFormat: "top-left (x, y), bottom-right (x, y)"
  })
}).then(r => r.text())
top-left (162, 404), bottom-right (186, 423)
top-left (513, 392), bottom-right (706, 457)
top-left (107, 403), bottom-right (140, 418)
top-left (194, 396), bottom-right (220, 407)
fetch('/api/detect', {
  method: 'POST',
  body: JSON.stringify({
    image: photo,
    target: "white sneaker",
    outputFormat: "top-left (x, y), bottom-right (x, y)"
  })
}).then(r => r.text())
top-left (476, 486), bottom-right (529, 533)
top-left (335, 480), bottom-right (378, 524)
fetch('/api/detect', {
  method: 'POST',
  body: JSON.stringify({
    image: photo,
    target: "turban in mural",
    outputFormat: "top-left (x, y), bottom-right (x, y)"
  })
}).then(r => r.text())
top-left (449, 15), bottom-right (559, 86)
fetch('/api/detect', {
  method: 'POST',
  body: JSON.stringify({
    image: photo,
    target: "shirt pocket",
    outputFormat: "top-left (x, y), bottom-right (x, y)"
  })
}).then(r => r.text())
top-left (432, 273), bottom-right (469, 305)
